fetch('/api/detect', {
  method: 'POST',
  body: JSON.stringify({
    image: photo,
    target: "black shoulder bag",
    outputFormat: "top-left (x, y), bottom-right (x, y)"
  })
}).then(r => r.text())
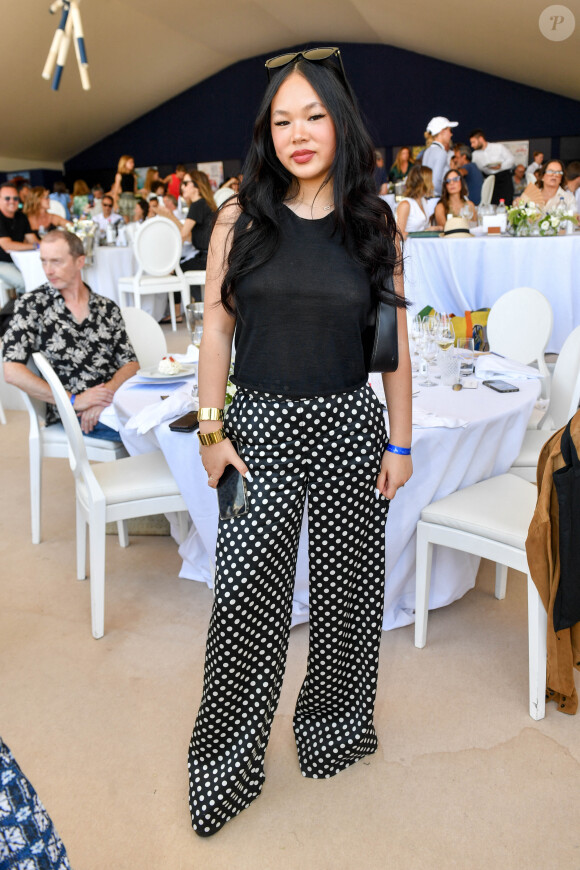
top-left (368, 271), bottom-right (399, 373)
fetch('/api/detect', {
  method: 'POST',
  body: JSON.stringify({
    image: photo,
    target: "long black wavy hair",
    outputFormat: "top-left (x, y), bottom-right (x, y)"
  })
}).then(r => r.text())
top-left (219, 55), bottom-right (404, 315)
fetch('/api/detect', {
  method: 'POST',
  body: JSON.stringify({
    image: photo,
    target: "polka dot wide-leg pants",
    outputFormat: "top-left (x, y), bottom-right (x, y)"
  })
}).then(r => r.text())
top-left (188, 384), bottom-right (389, 837)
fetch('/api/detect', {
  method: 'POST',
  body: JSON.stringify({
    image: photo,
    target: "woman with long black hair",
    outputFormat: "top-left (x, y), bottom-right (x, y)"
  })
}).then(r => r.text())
top-left (188, 47), bottom-right (412, 837)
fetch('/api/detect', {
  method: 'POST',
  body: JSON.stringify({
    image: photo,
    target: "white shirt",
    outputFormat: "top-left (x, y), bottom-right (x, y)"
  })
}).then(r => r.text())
top-left (472, 143), bottom-right (515, 175)
top-left (396, 197), bottom-right (430, 233)
top-left (525, 161), bottom-right (542, 185)
top-left (93, 211), bottom-right (122, 232)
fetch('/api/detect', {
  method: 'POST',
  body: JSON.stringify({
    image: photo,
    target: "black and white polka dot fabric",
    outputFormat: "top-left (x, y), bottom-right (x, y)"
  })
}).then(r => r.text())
top-left (188, 384), bottom-right (389, 837)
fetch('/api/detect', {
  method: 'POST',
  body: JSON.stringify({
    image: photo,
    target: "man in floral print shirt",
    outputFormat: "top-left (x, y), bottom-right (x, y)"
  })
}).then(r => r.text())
top-left (3, 229), bottom-right (138, 438)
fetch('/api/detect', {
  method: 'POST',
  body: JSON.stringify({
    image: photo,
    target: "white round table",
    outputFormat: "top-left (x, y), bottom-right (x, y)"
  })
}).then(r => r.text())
top-left (403, 233), bottom-right (580, 353)
top-left (10, 247), bottom-right (166, 321)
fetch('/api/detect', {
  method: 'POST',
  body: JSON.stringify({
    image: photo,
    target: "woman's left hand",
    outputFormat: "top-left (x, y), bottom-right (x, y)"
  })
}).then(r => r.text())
top-left (376, 450), bottom-right (413, 500)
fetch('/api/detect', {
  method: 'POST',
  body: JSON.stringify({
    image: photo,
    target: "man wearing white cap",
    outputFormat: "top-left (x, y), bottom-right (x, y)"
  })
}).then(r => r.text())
top-left (421, 116), bottom-right (458, 196)
top-left (469, 129), bottom-right (515, 204)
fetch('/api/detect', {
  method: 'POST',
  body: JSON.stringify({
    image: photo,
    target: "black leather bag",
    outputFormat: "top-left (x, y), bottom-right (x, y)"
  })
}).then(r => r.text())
top-left (368, 273), bottom-right (399, 373)
top-left (552, 418), bottom-right (580, 632)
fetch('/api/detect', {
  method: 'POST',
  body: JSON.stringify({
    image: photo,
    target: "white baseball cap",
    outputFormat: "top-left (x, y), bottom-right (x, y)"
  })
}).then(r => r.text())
top-left (427, 116), bottom-right (459, 135)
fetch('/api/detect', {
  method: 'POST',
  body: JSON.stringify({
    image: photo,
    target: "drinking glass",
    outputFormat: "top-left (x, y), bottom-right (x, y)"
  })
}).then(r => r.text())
top-left (456, 337), bottom-right (475, 376)
top-left (418, 328), bottom-right (438, 387)
top-left (436, 316), bottom-right (455, 352)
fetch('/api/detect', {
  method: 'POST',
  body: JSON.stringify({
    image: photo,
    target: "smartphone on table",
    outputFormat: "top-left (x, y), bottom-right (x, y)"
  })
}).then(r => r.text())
top-left (482, 379), bottom-right (520, 393)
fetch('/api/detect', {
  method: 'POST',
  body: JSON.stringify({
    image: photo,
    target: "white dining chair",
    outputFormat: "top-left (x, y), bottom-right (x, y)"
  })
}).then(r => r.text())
top-left (414, 473), bottom-right (547, 720)
top-left (118, 217), bottom-right (190, 331)
top-left (33, 352), bottom-right (190, 639)
top-left (47, 200), bottom-right (66, 219)
top-left (487, 287), bottom-right (553, 389)
top-left (0, 395), bottom-right (6, 425)
top-left (16, 364), bottom-right (127, 544)
top-left (479, 175), bottom-right (495, 206)
top-left (510, 325), bottom-right (580, 482)
top-left (121, 306), bottom-right (167, 369)
top-left (182, 269), bottom-right (206, 302)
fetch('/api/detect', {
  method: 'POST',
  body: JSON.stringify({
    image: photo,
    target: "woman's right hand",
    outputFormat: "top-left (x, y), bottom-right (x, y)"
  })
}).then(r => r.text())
top-left (200, 437), bottom-right (251, 488)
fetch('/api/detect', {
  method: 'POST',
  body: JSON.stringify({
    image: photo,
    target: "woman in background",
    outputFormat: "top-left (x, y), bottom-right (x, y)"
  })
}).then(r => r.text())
top-left (71, 179), bottom-right (91, 218)
top-left (24, 187), bottom-right (68, 236)
top-left (389, 146), bottom-right (414, 183)
top-left (516, 159), bottom-right (577, 212)
top-left (434, 167), bottom-right (477, 227)
top-left (112, 154), bottom-right (138, 223)
top-left (395, 165), bottom-right (434, 238)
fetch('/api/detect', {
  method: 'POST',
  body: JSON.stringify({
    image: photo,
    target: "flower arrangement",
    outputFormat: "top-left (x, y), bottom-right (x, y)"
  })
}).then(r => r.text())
top-left (506, 202), bottom-right (541, 236)
top-left (507, 201), bottom-right (578, 236)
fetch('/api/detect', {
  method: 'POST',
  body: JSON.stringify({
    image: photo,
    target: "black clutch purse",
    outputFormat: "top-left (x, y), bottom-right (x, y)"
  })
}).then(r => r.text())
top-left (368, 273), bottom-right (399, 373)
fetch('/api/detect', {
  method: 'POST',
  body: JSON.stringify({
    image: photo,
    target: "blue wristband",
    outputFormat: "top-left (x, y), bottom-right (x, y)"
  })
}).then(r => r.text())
top-left (386, 441), bottom-right (411, 456)
top-left (70, 394), bottom-right (76, 406)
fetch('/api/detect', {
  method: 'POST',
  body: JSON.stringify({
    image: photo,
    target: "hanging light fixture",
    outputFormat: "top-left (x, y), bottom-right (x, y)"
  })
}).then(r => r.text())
top-left (42, 0), bottom-right (90, 91)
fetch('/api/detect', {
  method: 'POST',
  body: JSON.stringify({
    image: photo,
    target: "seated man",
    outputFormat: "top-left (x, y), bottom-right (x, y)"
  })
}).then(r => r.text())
top-left (92, 194), bottom-right (123, 234)
top-left (3, 229), bottom-right (138, 440)
top-left (565, 161), bottom-right (580, 214)
top-left (0, 182), bottom-right (38, 294)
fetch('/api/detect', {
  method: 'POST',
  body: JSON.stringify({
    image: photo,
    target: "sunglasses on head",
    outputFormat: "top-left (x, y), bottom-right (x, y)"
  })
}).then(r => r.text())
top-left (265, 47), bottom-right (346, 83)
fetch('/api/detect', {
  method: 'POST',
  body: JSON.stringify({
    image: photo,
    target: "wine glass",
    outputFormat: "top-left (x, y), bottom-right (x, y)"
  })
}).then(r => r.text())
top-left (418, 324), bottom-right (438, 387)
top-left (192, 325), bottom-right (203, 349)
top-left (436, 317), bottom-right (455, 352)
top-left (409, 315), bottom-right (424, 371)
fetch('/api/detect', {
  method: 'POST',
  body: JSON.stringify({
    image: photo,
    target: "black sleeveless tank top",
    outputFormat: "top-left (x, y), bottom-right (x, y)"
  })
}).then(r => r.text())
top-left (120, 173), bottom-right (134, 193)
top-left (231, 206), bottom-right (374, 397)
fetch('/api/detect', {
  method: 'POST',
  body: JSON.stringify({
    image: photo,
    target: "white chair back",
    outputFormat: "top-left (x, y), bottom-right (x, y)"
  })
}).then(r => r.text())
top-left (544, 325), bottom-right (580, 430)
top-left (121, 306), bottom-right (167, 369)
top-left (480, 175), bottom-right (495, 206)
top-left (32, 353), bottom-right (98, 491)
top-left (133, 217), bottom-right (182, 277)
top-left (487, 287), bottom-right (553, 380)
top-left (47, 200), bottom-right (66, 219)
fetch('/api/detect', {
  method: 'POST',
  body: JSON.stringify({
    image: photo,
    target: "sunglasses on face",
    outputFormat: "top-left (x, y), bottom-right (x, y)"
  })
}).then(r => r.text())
top-left (545, 169), bottom-right (563, 176)
top-left (445, 176), bottom-right (461, 184)
top-left (2, 196), bottom-right (19, 201)
top-left (265, 46), bottom-right (346, 84)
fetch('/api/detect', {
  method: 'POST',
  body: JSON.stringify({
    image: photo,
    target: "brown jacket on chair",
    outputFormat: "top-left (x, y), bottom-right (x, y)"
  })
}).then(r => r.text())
top-left (525, 411), bottom-right (580, 713)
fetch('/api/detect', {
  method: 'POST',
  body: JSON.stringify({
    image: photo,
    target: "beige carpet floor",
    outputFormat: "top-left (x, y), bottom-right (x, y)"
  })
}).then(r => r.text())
top-left (1, 331), bottom-right (579, 869)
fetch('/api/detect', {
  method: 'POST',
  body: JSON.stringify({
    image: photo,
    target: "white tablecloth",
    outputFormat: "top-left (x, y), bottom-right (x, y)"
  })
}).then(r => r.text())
top-left (403, 233), bottom-right (580, 353)
top-left (113, 371), bottom-right (539, 632)
top-left (10, 247), bottom-right (166, 321)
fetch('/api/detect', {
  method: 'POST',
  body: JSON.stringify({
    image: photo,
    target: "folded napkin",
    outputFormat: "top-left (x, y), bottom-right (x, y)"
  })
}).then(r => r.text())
top-left (126, 384), bottom-right (197, 434)
top-left (98, 403), bottom-right (120, 431)
top-left (412, 406), bottom-right (468, 429)
top-left (474, 353), bottom-right (542, 380)
top-left (172, 348), bottom-right (199, 362)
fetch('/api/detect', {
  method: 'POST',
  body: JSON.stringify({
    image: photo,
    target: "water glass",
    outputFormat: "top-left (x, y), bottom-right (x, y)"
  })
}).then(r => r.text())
top-left (455, 338), bottom-right (475, 376)
top-left (439, 350), bottom-right (461, 386)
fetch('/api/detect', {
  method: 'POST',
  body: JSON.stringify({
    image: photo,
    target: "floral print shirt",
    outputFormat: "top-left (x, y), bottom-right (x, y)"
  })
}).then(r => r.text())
top-left (2, 282), bottom-right (137, 425)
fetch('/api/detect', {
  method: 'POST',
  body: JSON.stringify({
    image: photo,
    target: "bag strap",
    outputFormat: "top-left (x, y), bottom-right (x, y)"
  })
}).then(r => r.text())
top-left (560, 420), bottom-right (580, 471)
